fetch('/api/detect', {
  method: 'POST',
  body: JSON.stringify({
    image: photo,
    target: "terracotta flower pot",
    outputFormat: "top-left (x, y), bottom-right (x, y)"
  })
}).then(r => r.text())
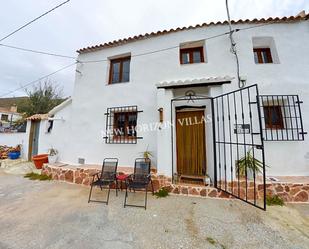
top-left (32, 154), bottom-right (49, 169)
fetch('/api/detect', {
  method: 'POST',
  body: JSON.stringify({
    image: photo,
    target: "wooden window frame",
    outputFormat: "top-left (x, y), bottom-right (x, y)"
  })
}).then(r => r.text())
top-left (180, 47), bottom-right (204, 64)
top-left (263, 105), bottom-right (284, 129)
top-left (253, 48), bottom-right (273, 64)
top-left (109, 56), bottom-right (131, 84)
top-left (113, 111), bottom-right (137, 140)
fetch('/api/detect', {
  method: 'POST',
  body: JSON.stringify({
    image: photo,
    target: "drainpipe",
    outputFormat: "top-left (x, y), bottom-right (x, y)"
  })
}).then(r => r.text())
top-left (225, 0), bottom-right (244, 88)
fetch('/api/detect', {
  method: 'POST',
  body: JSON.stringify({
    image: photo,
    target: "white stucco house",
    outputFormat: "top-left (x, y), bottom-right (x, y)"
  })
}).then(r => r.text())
top-left (5, 12), bottom-right (309, 191)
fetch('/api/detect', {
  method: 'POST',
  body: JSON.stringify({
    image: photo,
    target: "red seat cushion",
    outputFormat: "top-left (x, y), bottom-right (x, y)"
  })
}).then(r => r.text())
top-left (117, 174), bottom-right (128, 180)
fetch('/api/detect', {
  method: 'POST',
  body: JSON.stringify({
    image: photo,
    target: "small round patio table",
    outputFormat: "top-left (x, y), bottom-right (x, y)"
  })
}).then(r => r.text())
top-left (116, 174), bottom-right (129, 191)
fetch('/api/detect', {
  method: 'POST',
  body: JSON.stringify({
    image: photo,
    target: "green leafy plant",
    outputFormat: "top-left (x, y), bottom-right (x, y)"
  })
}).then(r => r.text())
top-left (206, 237), bottom-right (216, 245)
top-left (140, 145), bottom-right (153, 159)
top-left (206, 237), bottom-right (226, 249)
top-left (266, 195), bottom-right (284, 206)
top-left (24, 172), bottom-right (52, 181)
top-left (154, 188), bottom-right (169, 198)
top-left (236, 148), bottom-right (265, 177)
top-left (19, 80), bottom-right (64, 117)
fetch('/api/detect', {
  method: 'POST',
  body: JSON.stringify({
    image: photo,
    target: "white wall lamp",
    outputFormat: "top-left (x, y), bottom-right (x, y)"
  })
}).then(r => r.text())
top-left (48, 117), bottom-right (65, 121)
top-left (158, 108), bottom-right (164, 123)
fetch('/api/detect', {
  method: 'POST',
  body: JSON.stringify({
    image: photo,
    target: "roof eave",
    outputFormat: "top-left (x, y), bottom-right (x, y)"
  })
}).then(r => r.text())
top-left (49, 98), bottom-right (72, 116)
top-left (76, 13), bottom-right (309, 54)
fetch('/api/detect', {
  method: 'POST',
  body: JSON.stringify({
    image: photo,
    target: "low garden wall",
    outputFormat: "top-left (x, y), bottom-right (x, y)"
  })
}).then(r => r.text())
top-left (0, 132), bottom-right (29, 160)
top-left (42, 164), bottom-right (309, 203)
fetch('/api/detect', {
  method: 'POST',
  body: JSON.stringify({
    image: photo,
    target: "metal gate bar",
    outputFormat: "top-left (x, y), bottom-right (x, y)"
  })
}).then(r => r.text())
top-left (213, 84), bottom-right (266, 210)
top-left (170, 85), bottom-right (266, 210)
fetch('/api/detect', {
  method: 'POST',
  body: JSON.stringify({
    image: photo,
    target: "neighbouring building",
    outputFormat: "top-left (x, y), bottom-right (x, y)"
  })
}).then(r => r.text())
top-left (2, 11), bottom-right (309, 208)
top-left (0, 105), bottom-right (23, 132)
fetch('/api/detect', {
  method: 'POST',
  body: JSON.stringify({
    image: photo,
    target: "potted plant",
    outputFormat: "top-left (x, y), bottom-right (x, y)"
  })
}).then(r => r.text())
top-left (140, 145), bottom-right (153, 160)
top-left (48, 148), bottom-right (58, 164)
top-left (140, 145), bottom-right (156, 172)
top-left (235, 148), bottom-right (265, 179)
top-left (32, 154), bottom-right (49, 169)
top-left (8, 145), bottom-right (21, 160)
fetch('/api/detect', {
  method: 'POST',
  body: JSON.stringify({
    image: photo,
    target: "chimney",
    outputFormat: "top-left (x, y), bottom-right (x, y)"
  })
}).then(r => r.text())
top-left (10, 105), bottom-right (17, 113)
top-left (296, 10), bottom-right (306, 18)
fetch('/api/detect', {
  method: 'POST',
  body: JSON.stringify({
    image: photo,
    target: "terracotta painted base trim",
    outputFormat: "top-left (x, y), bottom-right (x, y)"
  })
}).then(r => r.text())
top-left (42, 164), bottom-right (309, 203)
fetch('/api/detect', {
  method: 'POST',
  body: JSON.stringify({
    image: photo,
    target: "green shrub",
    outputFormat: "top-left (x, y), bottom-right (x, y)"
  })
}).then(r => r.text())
top-left (266, 195), bottom-right (284, 206)
top-left (206, 237), bottom-right (216, 245)
top-left (154, 188), bottom-right (169, 198)
top-left (206, 237), bottom-right (226, 249)
top-left (24, 172), bottom-right (52, 181)
top-left (235, 148), bottom-right (264, 177)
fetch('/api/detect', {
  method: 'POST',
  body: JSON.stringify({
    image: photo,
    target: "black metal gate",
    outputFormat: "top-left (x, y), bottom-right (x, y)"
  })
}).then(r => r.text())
top-left (212, 84), bottom-right (266, 210)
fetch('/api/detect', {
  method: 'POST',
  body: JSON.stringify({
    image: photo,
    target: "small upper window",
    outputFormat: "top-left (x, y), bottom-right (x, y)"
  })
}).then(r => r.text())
top-left (109, 56), bottom-right (131, 84)
top-left (1, 114), bottom-right (9, 122)
top-left (180, 47), bottom-right (204, 64)
top-left (263, 105), bottom-right (284, 129)
top-left (253, 48), bottom-right (273, 64)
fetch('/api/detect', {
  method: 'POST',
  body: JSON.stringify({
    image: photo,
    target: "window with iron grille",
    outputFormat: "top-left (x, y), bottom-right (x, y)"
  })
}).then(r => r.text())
top-left (263, 105), bottom-right (284, 129)
top-left (260, 95), bottom-right (306, 141)
top-left (104, 105), bottom-right (143, 144)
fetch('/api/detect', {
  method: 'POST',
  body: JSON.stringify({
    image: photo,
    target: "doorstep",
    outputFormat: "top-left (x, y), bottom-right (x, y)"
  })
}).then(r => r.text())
top-left (267, 176), bottom-right (309, 184)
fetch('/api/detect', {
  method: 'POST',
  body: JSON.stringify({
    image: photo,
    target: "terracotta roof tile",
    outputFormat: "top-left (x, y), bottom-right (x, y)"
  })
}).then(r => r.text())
top-left (26, 114), bottom-right (49, 121)
top-left (77, 13), bottom-right (309, 54)
top-left (157, 76), bottom-right (234, 88)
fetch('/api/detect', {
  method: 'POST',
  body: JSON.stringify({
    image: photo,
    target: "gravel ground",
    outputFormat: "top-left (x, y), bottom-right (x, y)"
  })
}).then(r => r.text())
top-left (0, 170), bottom-right (308, 249)
top-left (0, 159), bottom-right (40, 175)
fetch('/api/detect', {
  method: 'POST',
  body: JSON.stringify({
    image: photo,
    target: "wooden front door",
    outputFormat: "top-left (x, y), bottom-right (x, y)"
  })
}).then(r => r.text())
top-left (176, 110), bottom-right (206, 176)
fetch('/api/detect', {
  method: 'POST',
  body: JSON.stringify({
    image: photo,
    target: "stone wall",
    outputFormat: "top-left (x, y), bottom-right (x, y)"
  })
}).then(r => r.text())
top-left (266, 183), bottom-right (309, 202)
top-left (42, 164), bottom-right (309, 203)
top-left (42, 165), bottom-right (100, 186)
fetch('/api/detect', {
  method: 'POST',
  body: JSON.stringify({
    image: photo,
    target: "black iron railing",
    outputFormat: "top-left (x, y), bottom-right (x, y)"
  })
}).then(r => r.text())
top-left (104, 105), bottom-right (143, 144)
top-left (213, 85), bottom-right (266, 210)
top-left (259, 95), bottom-right (306, 141)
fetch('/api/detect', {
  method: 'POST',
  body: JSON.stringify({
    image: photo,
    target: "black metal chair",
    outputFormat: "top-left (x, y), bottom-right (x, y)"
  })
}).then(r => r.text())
top-left (88, 158), bottom-right (118, 205)
top-left (124, 158), bottom-right (154, 210)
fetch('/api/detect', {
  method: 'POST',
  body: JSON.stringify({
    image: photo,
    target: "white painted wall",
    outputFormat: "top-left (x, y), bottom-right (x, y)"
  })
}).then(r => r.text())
top-left (37, 20), bottom-right (309, 176)
top-left (37, 101), bottom-right (73, 163)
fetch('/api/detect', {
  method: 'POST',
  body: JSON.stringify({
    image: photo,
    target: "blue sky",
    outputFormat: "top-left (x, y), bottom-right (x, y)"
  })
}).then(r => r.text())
top-left (0, 0), bottom-right (308, 98)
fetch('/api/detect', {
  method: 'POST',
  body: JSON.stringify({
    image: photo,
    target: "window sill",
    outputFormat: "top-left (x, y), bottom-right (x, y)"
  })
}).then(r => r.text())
top-left (254, 62), bottom-right (280, 65)
top-left (180, 62), bottom-right (206, 66)
top-left (106, 81), bottom-right (130, 86)
top-left (105, 136), bottom-right (138, 144)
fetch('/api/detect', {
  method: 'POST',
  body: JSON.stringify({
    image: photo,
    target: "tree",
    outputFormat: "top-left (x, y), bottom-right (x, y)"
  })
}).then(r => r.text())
top-left (19, 80), bottom-right (64, 117)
